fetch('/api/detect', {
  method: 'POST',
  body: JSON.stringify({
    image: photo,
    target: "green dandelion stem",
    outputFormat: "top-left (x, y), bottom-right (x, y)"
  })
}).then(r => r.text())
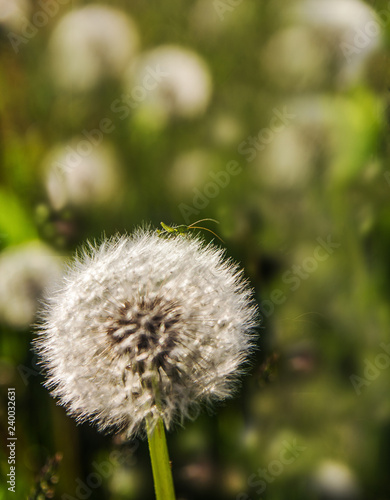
top-left (146, 415), bottom-right (176, 500)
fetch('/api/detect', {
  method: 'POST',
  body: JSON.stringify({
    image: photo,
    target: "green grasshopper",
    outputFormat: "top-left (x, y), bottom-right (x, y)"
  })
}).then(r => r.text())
top-left (157, 219), bottom-right (224, 242)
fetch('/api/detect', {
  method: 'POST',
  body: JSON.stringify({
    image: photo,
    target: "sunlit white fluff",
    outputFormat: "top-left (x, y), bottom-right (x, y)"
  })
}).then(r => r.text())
top-left (289, 0), bottom-right (383, 86)
top-left (0, 242), bottom-right (63, 329)
top-left (127, 45), bottom-right (212, 120)
top-left (49, 5), bottom-right (139, 92)
top-left (43, 140), bottom-right (122, 210)
top-left (0, 0), bottom-right (30, 33)
top-left (35, 229), bottom-right (258, 438)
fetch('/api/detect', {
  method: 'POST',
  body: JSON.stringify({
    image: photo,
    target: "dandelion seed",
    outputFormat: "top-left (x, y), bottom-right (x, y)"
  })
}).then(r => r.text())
top-left (34, 228), bottom-right (258, 439)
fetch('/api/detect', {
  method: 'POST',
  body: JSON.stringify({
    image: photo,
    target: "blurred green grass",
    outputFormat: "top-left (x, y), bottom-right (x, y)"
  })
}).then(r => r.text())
top-left (1, 0), bottom-right (390, 499)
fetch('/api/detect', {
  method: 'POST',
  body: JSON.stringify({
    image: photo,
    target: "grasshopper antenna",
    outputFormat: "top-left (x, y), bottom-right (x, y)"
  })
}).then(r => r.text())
top-left (188, 218), bottom-right (220, 227)
top-left (189, 225), bottom-right (225, 243)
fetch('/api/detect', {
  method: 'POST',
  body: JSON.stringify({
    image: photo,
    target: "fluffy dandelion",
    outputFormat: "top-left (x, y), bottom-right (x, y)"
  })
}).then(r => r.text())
top-left (0, 242), bottom-right (62, 329)
top-left (0, 0), bottom-right (31, 34)
top-left (49, 5), bottom-right (139, 92)
top-left (42, 140), bottom-right (123, 211)
top-left (127, 45), bottom-right (212, 121)
top-left (35, 228), bottom-right (258, 499)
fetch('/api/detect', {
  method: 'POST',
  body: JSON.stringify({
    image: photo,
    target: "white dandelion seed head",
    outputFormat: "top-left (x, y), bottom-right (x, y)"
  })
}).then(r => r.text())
top-left (254, 120), bottom-right (314, 189)
top-left (292, 0), bottom-right (376, 32)
top-left (310, 460), bottom-right (361, 499)
top-left (0, 0), bottom-right (30, 33)
top-left (49, 5), bottom-right (139, 92)
top-left (34, 229), bottom-right (258, 438)
top-left (168, 149), bottom-right (217, 198)
top-left (288, 0), bottom-right (382, 86)
top-left (127, 45), bottom-right (212, 120)
top-left (0, 242), bottom-right (63, 329)
top-left (43, 140), bottom-right (122, 210)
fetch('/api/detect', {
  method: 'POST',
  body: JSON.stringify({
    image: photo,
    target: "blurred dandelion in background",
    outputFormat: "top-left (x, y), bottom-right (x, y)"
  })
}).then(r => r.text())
top-left (309, 460), bottom-right (361, 500)
top-left (42, 141), bottom-right (123, 211)
top-left (0, 0), bottom-right (30, 33)
top-left (127, 45), bottom-right (212, 124)
top-left (48, 5), bottom-right (139, 92)
top-left (288, 0), bottom-right (383, 86)
top-left (0, 242), bottom-right (63, 329)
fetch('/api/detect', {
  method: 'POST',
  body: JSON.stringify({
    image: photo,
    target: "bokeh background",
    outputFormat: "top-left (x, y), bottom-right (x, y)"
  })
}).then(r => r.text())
top-left (1, 0), bottom-right (390, 498)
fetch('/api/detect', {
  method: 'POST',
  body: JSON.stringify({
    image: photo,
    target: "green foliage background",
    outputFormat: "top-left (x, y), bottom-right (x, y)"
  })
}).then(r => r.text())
top-left (1, 0), bottom-right (390, 499)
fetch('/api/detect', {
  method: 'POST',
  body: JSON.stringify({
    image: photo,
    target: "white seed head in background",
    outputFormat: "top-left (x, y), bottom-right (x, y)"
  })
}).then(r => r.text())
top-left (288, 0), bottom-right (383, 87)
top-left (168, 149), bottom-right (217, 198)
top-left (127, 45), bottom-right (212, 121)
top-left (0, 0), bottom-right (30, 33)
top-left (34, 229), bottom-right (258, 438)
top-left (42, 141), bottom-right (123, 211)
top-left (0, 242), bottom-right (63, 329)
top-left (49, 5), bottom-right (139, 92)
top-left (309, 460), bottom-right (361, 499)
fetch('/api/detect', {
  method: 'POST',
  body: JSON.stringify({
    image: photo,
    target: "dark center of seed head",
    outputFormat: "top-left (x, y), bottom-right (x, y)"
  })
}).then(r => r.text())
top-left (106, 296), bottom-right (181, 361)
